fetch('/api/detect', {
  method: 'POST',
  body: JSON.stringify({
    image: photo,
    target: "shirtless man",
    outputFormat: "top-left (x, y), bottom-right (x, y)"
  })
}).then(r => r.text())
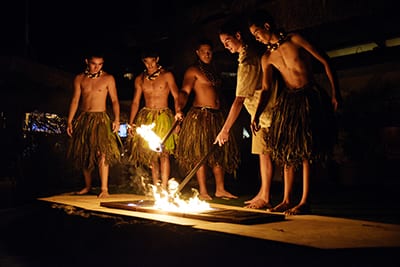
top-left (127, 49), bottom-right (181, 189)
top-left (215, 18), bottom-right (278, 209)
top-left (175, 39), bottom-right (239, 201)
top-left (247, 10), bottom-right (339, 215)
top-left (67, 50), bottom-right (121, 198)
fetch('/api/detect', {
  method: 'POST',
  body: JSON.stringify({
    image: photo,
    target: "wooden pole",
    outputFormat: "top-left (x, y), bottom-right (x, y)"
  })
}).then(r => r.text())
top-left (175, 144), bottom-right (218, 194)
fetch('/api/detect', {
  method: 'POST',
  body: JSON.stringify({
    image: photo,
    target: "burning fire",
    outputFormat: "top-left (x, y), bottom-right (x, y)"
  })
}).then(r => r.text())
top-left (136, 124), bottom-right (213, 213)
top-left (135, 123), bottom-right (162, 152)
top-left (150, 179), bottom-right (213, 213)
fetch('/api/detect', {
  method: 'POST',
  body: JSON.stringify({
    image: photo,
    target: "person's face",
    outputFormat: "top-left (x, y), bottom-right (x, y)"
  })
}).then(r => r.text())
top-left (86, 57), bottom-right (104, 73)
top-left (196, 44), bottom-right (213, 64)
top-left (219, 33), bottom-right (242, 54)
top-left (249, 23), bottom-right (271, 44)
top-left (142, 57), bottom-right (159, 72)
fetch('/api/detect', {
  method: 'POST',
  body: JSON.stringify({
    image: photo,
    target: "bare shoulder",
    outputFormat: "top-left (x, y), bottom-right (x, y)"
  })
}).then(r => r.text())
top-left (160, 68), bottom-right (176, 80)
top-left (185, 65), bottom-right (200, 75)
top-left (134, 73), bottom-right (144, 83)
top-left (288, 32), bottom-right (308, 45)
top-left (74, 72), bottom-right (85, 81)
top-left (160, 68), bottom-right (173, 75)
top-left (102, 71), bottom-right (115, 81)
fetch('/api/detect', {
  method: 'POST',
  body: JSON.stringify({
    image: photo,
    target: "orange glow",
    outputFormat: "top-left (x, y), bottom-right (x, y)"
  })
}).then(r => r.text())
top-left (135, 123), bottom-right (162, 152)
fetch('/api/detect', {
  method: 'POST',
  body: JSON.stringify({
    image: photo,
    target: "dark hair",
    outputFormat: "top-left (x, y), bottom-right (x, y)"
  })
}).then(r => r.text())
top-left (140, 47), bottom-right (159, 59)
top-left (219, 14), bottom-right (264, 56)
top-left (196, 38), bottom-right (214, 50)
top-left (84, 48), bottom-right (105, 60)
top-left (247, 10), bottom-right (277, 32)
top-left (218, 15), bottom-right (243, 37)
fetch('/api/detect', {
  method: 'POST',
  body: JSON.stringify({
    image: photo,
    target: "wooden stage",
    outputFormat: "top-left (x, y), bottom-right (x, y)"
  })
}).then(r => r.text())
top-left (38, 193), bottom-right (400, 250)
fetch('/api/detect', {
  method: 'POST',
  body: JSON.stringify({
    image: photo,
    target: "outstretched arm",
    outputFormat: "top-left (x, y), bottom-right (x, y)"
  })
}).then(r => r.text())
top-left (214, 96), bottom-right (245, 146)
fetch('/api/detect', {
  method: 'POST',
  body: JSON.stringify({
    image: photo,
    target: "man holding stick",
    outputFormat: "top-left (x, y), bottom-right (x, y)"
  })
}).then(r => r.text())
top-left (175, 38), bottom-right (239, 201)
top-left (127, 48), bottom-right (181, 189)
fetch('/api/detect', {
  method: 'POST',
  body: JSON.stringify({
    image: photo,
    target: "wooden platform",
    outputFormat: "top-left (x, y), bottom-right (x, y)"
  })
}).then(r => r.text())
top-left (38, 193), bottom-right (400, 250)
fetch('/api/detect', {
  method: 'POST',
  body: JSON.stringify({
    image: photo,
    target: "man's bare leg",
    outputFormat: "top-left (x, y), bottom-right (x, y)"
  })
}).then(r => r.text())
top-left (245, 153), bottom-right (273, 209)
top-left (77, 168), bottom-right (92, 195)
top-left (269, 164), bottom-right (295, 212)
top-left (196, 165), bottom-right (212, 200)
top-left (151, 157), bottom-right (161, 186)
top-left (160, 153), bottom-right (170, 190)
top-left (98, 156), bottom-right (110, 198)
top-left (285, 160), bottom-right (311, 215)
top-left (213, 165), bottom-right (237, 199)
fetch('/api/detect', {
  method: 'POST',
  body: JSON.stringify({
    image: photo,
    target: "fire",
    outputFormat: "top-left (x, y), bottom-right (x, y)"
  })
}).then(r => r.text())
top-left (136, 123), bottom-right (212, 213)
top-left (135, 123), bottom-right (162, 152)
top-left (150, 179), bottom-right (213, 213)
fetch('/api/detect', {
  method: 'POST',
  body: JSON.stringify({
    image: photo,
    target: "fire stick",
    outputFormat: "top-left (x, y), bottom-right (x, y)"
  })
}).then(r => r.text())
top-left (175, 143), bottom-right (218, 194)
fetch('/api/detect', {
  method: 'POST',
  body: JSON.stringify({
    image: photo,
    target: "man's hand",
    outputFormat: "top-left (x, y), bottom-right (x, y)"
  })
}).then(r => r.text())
top-left (251, 117), bottom-right (261, 136)
top-left (214, 130), bottom-right (229, 147)
top-left (67, 123), bottom-right (73, 137)
top-left (112, 121), bottom-right (120, 134)
top-left (175, 111), bottom-right (184, 122)
top-left (127, 123), bottom-right (136, 136)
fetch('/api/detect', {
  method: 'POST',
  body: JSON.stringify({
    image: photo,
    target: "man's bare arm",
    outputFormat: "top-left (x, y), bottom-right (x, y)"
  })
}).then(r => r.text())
top-left (128, 76), bottom-right (143, 132)
top-left (214, 96), bottom-right (245, 146)
top-left (178, 67), bottom-right (196, 114)
top-left (293, 34), bottom-right (339, 111)
top-left (107, 75), bottom-right (120, 133)
top-left (166, 71), bottom-right (184, 120)
top-left (67, 75), bottom-right (82, 137)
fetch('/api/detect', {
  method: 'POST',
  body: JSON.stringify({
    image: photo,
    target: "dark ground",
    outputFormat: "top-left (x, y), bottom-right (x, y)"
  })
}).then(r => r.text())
top-left (1, 167), bottom-right (400, 267)
top-left (1, 130), bottom-right (400, 267)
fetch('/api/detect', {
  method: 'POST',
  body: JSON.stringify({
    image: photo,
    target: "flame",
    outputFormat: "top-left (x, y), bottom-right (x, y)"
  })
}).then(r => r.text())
top-left (136, 124), bottom-right (212, 213)
top-left (135, 123), bottom-right (162, 152)
top-left (150, 179), bottom-right (213, 213)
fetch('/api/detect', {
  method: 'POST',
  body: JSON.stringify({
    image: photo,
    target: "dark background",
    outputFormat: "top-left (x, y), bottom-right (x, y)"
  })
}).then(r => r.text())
top-left (0, 0), bottom-right (399, 200)
top-left (1, 2), bottom-right (400, 266)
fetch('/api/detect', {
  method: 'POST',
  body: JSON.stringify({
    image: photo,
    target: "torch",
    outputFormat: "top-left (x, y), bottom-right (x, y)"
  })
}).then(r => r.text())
top-left (154, 118), bottom-right (182, 152)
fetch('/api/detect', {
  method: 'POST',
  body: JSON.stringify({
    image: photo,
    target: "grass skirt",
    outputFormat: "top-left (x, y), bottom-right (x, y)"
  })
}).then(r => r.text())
top-left (67, 112), bottom-right (121, 170)
top-left (175, 107), bottom-right (240, 174)
top-left (267, 84), bottom-right (337, 167)
top-left (126, 107), bottom-right (176, 167)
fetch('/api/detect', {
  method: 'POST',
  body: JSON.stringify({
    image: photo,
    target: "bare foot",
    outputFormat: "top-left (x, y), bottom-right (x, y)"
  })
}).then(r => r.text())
top-left (215, 190), bottom-right (238, 199)
top-left (199, 194), bottom-right (212, 201)
top-left (98, 191), bottom-right (110, 198)
top-left (244, 198), bottom-right (272, 209)
top-left (244, 194), bottom-right (260, 204)
top-left (268, 202), bottom-right (292, 213)
top-left (76, 187), bottom-right (90, 195)
top-left (285, 203), bottom-right (311, 215)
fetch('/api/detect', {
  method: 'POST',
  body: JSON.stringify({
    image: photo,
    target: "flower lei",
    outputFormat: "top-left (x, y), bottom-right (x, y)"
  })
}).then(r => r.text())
top-left (266, 32), bottom-right (288, 52)
top-left (84, 68), bottom-right (103, 79)
top-left (144, 65), bottom-right (162, 81)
